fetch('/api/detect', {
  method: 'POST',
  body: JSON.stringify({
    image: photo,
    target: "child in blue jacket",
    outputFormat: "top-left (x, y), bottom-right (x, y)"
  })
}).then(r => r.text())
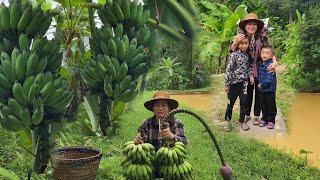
top-left (258, 45), bottom-right (277, 129)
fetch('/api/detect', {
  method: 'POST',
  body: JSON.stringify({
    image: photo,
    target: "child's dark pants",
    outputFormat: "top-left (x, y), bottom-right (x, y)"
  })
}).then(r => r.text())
top-left (225, 82), bottom-right (246, 123)
top-left (260, 91), bottom-right (277, 123)
top-left (245, 78), bottom-right (261, 117)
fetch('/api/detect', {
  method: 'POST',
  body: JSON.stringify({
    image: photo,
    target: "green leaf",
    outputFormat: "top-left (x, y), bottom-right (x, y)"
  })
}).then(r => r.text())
top-left (112, 101), bottom-right (125, 119)
top-left (169, 69), bottom-right (173, 77)
top-left (53, 0), bottom-right (87, 8)
top-left (0, 167), bottom-right (20, 180)
top-left (98, 0), bottom-right (106, 5)
top-left (41, 0), bottom-right (52, 11)
top-left (217, 4), bottom-right (232, 16)
top-left (18, 130), bottom-right (32, 151)
top-left (200, 1), bottom-right (219, 15)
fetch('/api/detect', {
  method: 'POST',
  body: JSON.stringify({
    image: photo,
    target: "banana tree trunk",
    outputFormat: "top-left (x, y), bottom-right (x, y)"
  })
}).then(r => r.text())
top-left (66, 71), bottom-right (85, 120)
top-left (32, 123), bottom-right (50, 174)
top-left (83, 94), bottom-right (100, 133)
top-left (99, 95), bottom-right (113, 136)
top-left (140, 73), bottom-right (147, 93)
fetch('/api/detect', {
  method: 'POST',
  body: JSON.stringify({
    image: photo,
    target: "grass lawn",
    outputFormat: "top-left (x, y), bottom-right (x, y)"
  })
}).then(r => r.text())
top-left (1, 85), bottom-right (319, 179)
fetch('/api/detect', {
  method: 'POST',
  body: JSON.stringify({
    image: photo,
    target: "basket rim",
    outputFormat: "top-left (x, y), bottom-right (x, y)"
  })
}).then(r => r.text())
top-left (52, 146), bottom-right (102, 162)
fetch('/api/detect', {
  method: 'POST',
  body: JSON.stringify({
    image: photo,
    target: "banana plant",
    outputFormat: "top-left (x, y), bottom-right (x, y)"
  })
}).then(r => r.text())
top-left (199, 2), bottom-right (247, 72)
top-left (0, 1), bottom-right (72, 174)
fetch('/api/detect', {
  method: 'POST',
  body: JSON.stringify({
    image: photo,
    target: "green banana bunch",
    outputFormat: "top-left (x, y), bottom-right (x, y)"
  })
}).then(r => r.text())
top-left (0, 2), bottom-right (53, 46)
top-left (82, 53), bottom-right (138, 102)
top-left (0, 38), bottom-right (14, 54)
top-left (121, 141), bottom-right (155, 179)
top-left (0, 3), bottom-right (69, 174)
top-left (81, 58), bottom-right (106, 88)
top-left (43, 76), bottom-right (73, 114)
top-left (0, 73), bottom-right (72, 129)
top-left (156, 142), bottom-right (194, 179)
top-left (97, 0), bottom-right (150, 29)
top-left (0, 35), bottom-right (62, 82)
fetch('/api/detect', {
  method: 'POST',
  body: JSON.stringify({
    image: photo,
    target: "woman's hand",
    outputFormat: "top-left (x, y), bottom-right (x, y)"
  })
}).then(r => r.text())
top-left (134, 133), bottom-right (144, 144)
top-left (267, 56), bottom-right (277, 72)
top-left (160, 127), bottom-right (174, 140)
top-left (267, 62), bottom-right (277, 72)
top-left (231, 34), bottom-right (246, 51)
top-left (234, 34), bottom-right (246, 44)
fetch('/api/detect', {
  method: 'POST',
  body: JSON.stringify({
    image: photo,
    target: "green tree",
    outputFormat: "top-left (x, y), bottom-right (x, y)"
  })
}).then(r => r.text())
top-left (282, 7), bottom-right (320, 92)
top-left (199, 2), bottom-right (247, 73)
top-left (298, 6), bottom-right (320, 92)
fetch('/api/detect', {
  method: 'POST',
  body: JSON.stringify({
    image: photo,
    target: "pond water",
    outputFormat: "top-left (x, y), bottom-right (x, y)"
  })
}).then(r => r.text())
top-left (266, 93), bottom-right (320, 168)
top-left (171, 93), bottom-right (320, 168)
top-left (171, 93), bottom-right (214, 112)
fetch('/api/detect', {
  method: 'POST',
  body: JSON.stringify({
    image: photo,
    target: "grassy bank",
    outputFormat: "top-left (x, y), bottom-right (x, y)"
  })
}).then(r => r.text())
top-left (1, 90), bottom-right (319, 179)
top-left (276, 74), bottom-right (297, 122)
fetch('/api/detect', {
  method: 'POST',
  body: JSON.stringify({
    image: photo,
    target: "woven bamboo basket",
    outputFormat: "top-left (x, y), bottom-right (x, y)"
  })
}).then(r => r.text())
top-left (51, 146), bottom-right (102, 180)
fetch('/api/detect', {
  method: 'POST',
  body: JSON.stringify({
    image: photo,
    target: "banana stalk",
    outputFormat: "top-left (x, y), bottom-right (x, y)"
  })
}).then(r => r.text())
top-left (87, 0), bottom-right (95, 34)
top-left (147, 18), bottom-right (187, 43)
top-left (99, 95), bottom-right (113, 136)
top-left (163, 109), bottom-right (234, 179)
top-left (181, 0), bottom-right (197, 16)
top-left (32, 123), bottom-right (50, 174)
top-left (165, 0), bottom-right (196, 39)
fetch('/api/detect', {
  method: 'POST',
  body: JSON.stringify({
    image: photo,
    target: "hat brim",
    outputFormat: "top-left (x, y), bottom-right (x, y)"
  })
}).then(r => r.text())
top-left (144, 99), bottom-right (179, 111)
top-left (239, 19), bottom-right (264, 32)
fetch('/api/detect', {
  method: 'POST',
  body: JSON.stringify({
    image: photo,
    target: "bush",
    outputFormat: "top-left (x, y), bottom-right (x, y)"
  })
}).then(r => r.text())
top-left (147, 57), bottom-right (190, 90)
top-left (281, 6), bottom-right (320, 92)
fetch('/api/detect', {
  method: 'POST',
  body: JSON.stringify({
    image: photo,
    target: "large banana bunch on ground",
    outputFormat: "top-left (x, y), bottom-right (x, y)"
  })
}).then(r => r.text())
top-left (0, 1), bottom-right (53, 48)
top-left (156, 142), bottom-right (194, 179)
top-left (121, 141), bottom-right (155, 180)
top-left (98, 0), bottom-right (150, 29)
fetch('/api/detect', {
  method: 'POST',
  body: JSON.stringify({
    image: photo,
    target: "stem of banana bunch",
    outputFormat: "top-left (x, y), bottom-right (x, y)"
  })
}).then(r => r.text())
top-left (87, 0), bottom-right (95, 34)
top-left (99, 95), bottom-right (113, 136)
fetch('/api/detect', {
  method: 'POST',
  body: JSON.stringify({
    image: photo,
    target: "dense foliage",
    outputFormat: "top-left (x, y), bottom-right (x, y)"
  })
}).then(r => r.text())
top-left (281, 6), bottom-right (320, 92)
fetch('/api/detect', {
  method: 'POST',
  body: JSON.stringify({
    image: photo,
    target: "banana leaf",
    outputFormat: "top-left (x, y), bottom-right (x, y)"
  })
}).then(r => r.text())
top-left (0, 167), bottom-right (19, 180)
